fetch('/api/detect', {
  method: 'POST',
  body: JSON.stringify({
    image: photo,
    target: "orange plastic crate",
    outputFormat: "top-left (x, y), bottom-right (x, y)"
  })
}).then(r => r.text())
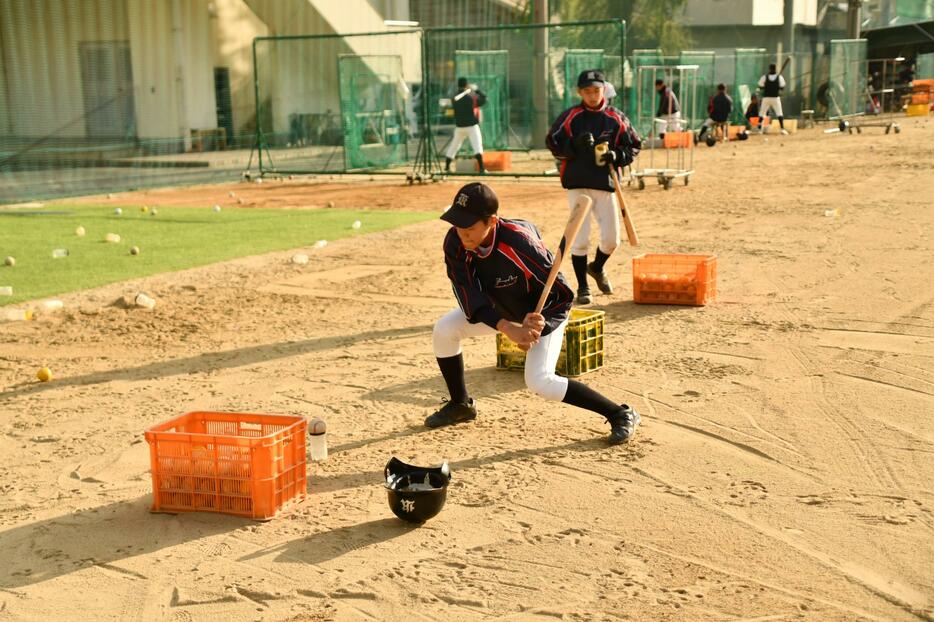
top-left (145, 411), bottom-right (307, 520)
top-left (662, 131), bottom-right (693, 148)
top-left (482, 151), bottom-right (512, 171)
top-left (632, 253), bottom-right (717, 306)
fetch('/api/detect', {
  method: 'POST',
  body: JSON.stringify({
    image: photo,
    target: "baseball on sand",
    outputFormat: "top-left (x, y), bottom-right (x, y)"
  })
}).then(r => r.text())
top-left (213, 205), bottom-right (222, 212)
top-left (114, 207), bottom-right (122, 216)
top-left (36, 367), bottom-right (53, 382)
top-left (130, 246), bottom-right (140, 255)
top-left (352, 220), bottom-right (362, 229)
top-left (75, 226), bottom-right (86, 237)
top-left (326, 201), bottom-right (335, 208)
top-left (4, 256), bottom-right (15, 267)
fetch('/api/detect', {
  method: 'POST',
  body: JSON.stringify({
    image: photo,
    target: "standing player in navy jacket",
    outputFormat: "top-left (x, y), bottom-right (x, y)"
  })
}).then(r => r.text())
top-left (427, 182), bottom-right (640, 445)
top-left (547, 69), bottom-right (641, 304)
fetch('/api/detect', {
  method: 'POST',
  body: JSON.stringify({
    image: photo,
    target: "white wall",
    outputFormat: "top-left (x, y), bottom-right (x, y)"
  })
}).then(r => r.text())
top-left (127, 0), bottom-right (216, 140)
top-left (0, 0), bottom-right (131, 138)
top-left (684, 0), bottom-right (817, 26)
top-left (210, 0), bottom-right (269, 135)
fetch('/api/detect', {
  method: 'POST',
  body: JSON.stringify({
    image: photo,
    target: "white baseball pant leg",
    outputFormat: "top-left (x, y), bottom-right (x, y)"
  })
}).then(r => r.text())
top-left (655, 111), bottom-right (682, 135)
top-left (567, 188), bottom-right (621, 257)
top-left (759, 97), bottom-right (783, 125)
top-left (444, 125), bottom-right (484, 159)
top-left (433, 309), bottom-right (570, 402)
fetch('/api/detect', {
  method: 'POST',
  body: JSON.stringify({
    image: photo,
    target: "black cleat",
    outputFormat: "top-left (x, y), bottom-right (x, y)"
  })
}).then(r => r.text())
top-left (425, 398), bottom-right (477, 428)
top-left (607, 404), bottom-right (641, 445)
top-left (586, 262), bottom-right (613, 294)
top-left (576, 288), bottom-right (592, 305)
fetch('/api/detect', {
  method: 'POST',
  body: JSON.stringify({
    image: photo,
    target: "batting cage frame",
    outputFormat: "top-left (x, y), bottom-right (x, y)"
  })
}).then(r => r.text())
top-left (250, 19), bottom-right (626, 180)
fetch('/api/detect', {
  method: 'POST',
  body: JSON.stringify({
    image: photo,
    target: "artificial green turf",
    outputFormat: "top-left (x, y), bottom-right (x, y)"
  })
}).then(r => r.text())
top-left (0, 204), bottom-right (433, 306)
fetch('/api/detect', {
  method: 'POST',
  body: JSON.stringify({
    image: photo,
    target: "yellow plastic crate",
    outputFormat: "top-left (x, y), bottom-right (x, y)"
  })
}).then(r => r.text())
top-left (495, 308), bottom-right (605, 377)
top-left (906, 103), bottom-right (929, 117)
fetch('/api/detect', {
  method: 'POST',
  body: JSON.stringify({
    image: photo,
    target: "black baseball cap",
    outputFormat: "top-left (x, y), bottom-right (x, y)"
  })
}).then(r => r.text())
top-left (577, 69), bottom-right (605, 88)
top-left (441, 182), bottom-right (499, 228)
top-left (457, 77), bottom-right (468, 88)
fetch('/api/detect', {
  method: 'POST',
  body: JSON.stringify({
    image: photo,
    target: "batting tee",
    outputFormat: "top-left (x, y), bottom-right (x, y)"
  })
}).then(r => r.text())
top-left (828, 39), bottom-right (867, 117)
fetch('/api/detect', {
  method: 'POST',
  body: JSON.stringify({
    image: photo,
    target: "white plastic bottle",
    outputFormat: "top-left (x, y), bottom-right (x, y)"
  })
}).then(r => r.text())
top-left (52, 248), bottom-right (69, 258)
top-left (309, 418), bottom-right (327, 461)
top-left (135, 293), bottom-right (156, 310)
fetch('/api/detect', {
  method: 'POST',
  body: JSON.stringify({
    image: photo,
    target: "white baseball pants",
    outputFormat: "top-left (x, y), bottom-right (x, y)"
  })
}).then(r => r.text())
top-left (433, 308), bottom-right (570, 401)
top-left (445, 125), bottom-right (483, 158)
top-left (654, 111), bottom-right (682, 134)
top-left (567, 188), bottom-right (620, 257)
top-left (759, 97), bottom-right (783, 121)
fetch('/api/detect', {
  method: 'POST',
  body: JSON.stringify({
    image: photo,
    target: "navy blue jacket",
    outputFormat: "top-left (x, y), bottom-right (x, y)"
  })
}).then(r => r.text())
top-left (444, 218), bottom-right (573, 337)
top-left (452, 88), bottom-right (486, 127)
top-left (546, 102), bottom-right (641, 192)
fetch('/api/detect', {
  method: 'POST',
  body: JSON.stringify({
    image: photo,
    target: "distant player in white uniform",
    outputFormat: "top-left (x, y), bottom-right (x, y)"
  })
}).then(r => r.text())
top-left (445, 77), bottom-right (487, 173)
top-left (757, 63), bottom-right (789, 135)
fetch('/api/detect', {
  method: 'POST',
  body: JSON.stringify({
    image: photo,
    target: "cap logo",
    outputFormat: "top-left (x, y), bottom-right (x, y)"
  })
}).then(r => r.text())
top-left (455, 193), bottom-right (469, 207)
top-left (588, 71), bottom-right (595, 79)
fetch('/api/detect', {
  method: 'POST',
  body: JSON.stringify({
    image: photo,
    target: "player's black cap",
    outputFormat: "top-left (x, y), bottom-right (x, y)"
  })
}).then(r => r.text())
top-left (457, 77), bottom-right (468, 88)
top-left (577, 69), bottom-right (605, 88)
top-left (441, 182), bottom-right (498, 228)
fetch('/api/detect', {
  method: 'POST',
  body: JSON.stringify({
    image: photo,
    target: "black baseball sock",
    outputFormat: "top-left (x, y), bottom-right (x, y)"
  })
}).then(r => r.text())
top-left (562, 380), bottom-right (619, 418)
top-left (571, 254), bottom-right (589, 290)
top-left (698, 125), bottom-right (708, 139)
top-left (591, 247), bottom-right (612, 273)
top-left (445, 157), bottom-right (452, 172)
top-left (474, 153), bottom-right (485, 173)
top-left (778, 116), bottom-right (785, 129)
top-left (437, 354), bottom-right (468, 404)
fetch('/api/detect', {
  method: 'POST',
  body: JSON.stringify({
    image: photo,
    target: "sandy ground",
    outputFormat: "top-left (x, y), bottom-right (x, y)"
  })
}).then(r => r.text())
top-left (1, 116), bottom-right (933, 622)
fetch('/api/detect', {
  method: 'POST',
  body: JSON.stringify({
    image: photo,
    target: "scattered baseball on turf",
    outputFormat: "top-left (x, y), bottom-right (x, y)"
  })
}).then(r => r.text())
top-left (4, 256), bottom-right (15, 266)
top-left (105, 233), bottom-right (121, 243)
top-left (75, 226), bottom-right (86, 237)
top-left (130, 246), bottom-right (140, 255)
top-left (150, 207), bottom-right (158, 216)
top-left (114, 207), bottom-right (123, 215)
top-left (352, 220), bottom-right (362, 230)
top-left (141, 205), bottom-right (148, 213)
top-left (213, 205), bottom-right (222, 212)
top-left (36, 367), bottom-right (53, 382)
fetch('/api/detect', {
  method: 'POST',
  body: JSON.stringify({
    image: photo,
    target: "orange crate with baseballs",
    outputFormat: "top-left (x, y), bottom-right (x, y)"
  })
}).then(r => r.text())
top-left (633, 253), bottom-right (717, 306)
top-left (145, 411), bottom-right (306, 520)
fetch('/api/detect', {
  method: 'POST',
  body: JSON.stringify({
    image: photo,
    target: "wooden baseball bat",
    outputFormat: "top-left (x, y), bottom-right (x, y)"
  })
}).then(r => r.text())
top-left (594, 142), bottom-right (638, 247)
top-left (610, 164), bottom-right (639, 247)
top-left (534, 194), bottom-right (593, 315)
top-left (779, 56), bottom-right (792, 75)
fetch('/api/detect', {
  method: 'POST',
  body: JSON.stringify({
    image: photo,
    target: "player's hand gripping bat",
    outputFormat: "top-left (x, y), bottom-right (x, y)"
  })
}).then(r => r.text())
top-left (534, 194), bottom-right (593, 315)
top-left (594, 142), bottom-right (639, 247)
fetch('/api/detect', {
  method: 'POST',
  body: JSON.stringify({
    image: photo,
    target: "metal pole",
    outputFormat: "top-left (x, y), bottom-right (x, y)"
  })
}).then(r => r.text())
top-left (783, 0), bottom-right (796, 113)
top-left (532, 0), bottom-right (549, 148)
top-left (847, 0), bottom-right (861, 39)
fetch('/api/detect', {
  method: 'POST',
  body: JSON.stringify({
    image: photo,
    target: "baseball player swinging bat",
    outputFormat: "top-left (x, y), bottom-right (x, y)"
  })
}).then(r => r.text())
top-left (594, 142), bottom-right (639, 246)
top-left (534, 194), bottom-right (593, 315)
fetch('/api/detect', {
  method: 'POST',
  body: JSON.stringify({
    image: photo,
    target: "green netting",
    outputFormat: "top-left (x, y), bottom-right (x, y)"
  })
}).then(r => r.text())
top-left (454, 50), bottom-right (509, 150)
top-left (894, 0), bottom-right (934, 21)
top-left (679, 51), bottom-right (716, 125)
top-left (253, 30), bottom-right (422, 175)
top-left (630, 49), bottom-right (663, 133)
top-left (918, 53), bottom-right (934, 79)
top-left (829, 39), bottom-right (867, 117)
top-left (424, 20), bottom-right (625, 157)
top-left (338, 55), bottom-right (409, 170)
top-left (733, 48), bottom-right (767, 124)
top-left (563, 49), bottom-right (605, 108)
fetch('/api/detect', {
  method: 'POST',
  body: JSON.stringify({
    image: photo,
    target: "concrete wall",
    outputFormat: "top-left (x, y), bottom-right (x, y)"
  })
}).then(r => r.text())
top-left (246, 0), bottom-right (421, 137)
top-left (210, 0), bottom-right (268, 136)
top-left (0, 0), bottom-right (216, 143)
top-left (0, 0), bottom-right (131, 138)
top-left (684, 0), bottom-right (817, 27)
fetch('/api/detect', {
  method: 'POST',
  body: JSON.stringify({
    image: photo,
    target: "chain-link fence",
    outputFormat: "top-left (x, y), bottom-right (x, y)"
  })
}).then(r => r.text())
top-left (828, 39), bottom-right (868, 117)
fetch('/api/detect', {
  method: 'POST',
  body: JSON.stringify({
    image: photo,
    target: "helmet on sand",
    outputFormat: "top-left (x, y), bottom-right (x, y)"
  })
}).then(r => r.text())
top-left (385, 457), bottom-right (452, 523)
top-left (705, 134), bottom-right (717, 147)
